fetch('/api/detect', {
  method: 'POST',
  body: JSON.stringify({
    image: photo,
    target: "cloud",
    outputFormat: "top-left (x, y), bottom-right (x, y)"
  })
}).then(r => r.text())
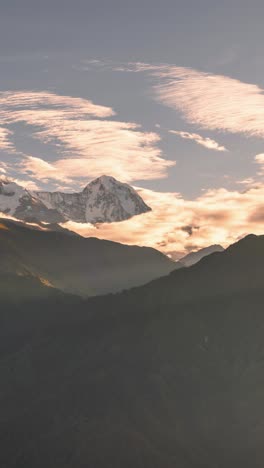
top-left (0, 90), bottom-right (114, 119)
top-left (63, 182), bottom-right (264, 259)
top-left (0, 127), bottom-right (15, 151)
top-left (236, 177), bottom-right (256, 186)
top-left (0, 161), bottom-right (8, 174)
top-left (21, 156), bottom-right (68, 183)
top-left (169, 130), bottom-right (227, 152)
top-left (248, 206), bottom-right (264, 223)
top-left (255, 153), bottom-right (264, 175)
top-left (12, 178), bottom-right (41, 191)
top-left (4, 175), bottom-right (41, 191)
top-left (255, 154), bottom-right (264, 163)
top-left (112, 61), bottom-right (264, 139)
top-left (153, 66), bottom-right (264, 138)
top-left (0, 90), bottom-right (174, 185)
top-left (23, 120), bottom-right (173, 182)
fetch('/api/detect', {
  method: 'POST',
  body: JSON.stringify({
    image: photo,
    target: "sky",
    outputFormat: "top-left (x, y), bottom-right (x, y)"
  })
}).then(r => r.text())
top-left (0, 0), bottom-right (263, 257)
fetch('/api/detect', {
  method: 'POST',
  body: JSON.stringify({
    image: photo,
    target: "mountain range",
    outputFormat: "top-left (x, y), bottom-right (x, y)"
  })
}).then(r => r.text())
top-left (0, 176), bottom-right (263, 468)
top-left (0, 232), bottom-right (263, 467)
top-left (179, 244), bottom-right (224, 267)
top-left (0, 175), bottom-right (151, 224)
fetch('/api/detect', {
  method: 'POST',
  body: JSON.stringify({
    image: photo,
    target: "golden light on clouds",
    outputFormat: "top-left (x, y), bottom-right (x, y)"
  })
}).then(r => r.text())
top-left (255, 154), bottom-right (264, 175)
top-left (115, 61), bottom-right (264, 138)
top-left (0, 90), bottom-right (114, 119)
top-left (22, 120), bottom-right (173, 183)
top-left (0, 127), bottom-right (14, 152)
top-left (63, 183), bottom-right (264, 258)
top-left (152, 66), bottom-right (264, 138)
top-left (0, 90), bottom-right (174, 184)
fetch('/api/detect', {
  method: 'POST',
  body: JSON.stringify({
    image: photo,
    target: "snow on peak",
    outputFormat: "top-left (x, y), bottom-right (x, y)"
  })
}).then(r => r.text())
top-left (83, 175), bottom-right (122, 191)
top-left (35, 175), bottom-right (151, 224)
top-left (0, 178), bottom-right (30, 216)
top-left (92, 175), bottom-right (116, 184)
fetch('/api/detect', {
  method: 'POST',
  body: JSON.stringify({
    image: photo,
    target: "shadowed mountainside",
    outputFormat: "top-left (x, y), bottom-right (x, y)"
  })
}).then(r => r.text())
top-left (0, 218), bottom-right (176, 297)
top-left (179, 243), bottom-right (224, 267)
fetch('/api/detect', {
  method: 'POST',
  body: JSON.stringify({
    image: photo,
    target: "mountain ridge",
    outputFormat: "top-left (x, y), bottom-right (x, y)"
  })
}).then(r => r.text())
top-left (179, 244), bottom-right (224, 267)
top-left (0, 217), bottom-right (176, 297)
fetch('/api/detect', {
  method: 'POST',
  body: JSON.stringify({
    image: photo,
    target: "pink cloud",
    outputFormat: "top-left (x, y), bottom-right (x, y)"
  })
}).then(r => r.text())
top-left (0, 90), bottom-right (174, 185)
top-left (152, 66), bottom-right (264, 138)
top-left (0, 127), bottom-right (15, 151)
top-left (169, 130), bottom-right (227, 152)
top-left (0, 90), bottom-right (114, 119)
top-left (114, 61), bottom-right (264, 139)
top-left (255, 153), bottom-right (264, 175)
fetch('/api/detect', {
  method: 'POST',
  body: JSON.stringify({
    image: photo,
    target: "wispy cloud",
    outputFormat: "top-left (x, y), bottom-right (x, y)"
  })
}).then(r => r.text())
top-left (0, 90), bottom-right (174, 185)
top-left (0, 90), bottom-right (114, 119)
top-left (236, 177), bottom-right (256, 187)
top-left (21, 156), bottom-right (65, 183)
top-left (152, 66), bottom-right (264, 138)
top-left (0, 161), bottom-right (7, 174)
top-left (0, 175), bottom-right (41, 191)
top-left (255, 153), bottom-right (264, 175)
top-left (23, 120), bottom-right (173, 182)
top-left (110, 61), bottom-right (264, 139)
top-left (169, 130), bottom-right (227, 152)
top-left (255, 153), bottom-right (264, 163)
top-left (0, 127), bottom-right (15, 151)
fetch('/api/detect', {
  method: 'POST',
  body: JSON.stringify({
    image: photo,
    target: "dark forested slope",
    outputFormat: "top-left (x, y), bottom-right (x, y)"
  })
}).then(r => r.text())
top-left (0, 234), bottom-right (263, 468)
top-left (0, 218), bottom-right (176, 297)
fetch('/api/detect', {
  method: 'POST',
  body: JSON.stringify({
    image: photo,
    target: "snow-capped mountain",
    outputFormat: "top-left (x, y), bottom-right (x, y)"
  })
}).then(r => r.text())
top-left (0, 176), bottom-right (151, 224)
top-left (34, 175), bottom-right (151, 223)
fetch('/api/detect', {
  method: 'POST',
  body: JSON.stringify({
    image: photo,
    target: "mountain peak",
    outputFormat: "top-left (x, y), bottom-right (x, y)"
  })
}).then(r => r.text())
top-left (79, 175), bottom-right (151, 222)
top-left (92, 175), bottom-right (117, 183)
top-left (83, 175), bottom-right (119, 191)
